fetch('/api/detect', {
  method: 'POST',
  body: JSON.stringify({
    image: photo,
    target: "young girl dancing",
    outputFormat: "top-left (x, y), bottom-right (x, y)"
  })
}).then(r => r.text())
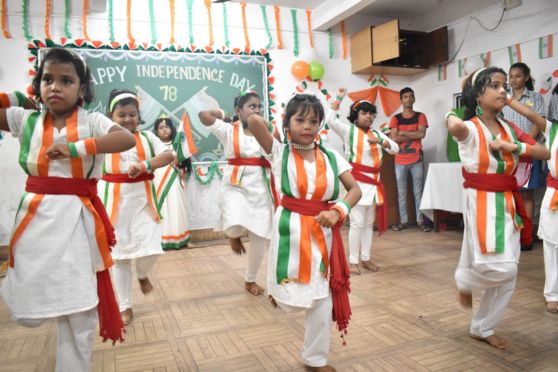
top-left (328, 89), bottom-right (398, 274)
top-left (153, 116), bottom-right (195, 250)
top-left (101, 89), bottom-right (174, 325)
top-left (0, 48), bottom-right (134, 371)
top-left (247, 94), bottom-right (361, 372)
top-left (446, 67), bottom-right (549, 349)
top-left (198, 92), bottom-right (276, 296)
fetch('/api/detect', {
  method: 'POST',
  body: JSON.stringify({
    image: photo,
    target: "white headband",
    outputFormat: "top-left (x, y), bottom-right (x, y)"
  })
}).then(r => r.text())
top-left (109, 93), bottom-right (139, 112)
top-left (472, 68), bottom-right (487, 86)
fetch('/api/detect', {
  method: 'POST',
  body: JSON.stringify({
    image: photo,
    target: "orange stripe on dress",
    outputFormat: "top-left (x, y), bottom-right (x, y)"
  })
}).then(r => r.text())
top-left (79, 196), bottom-right (113, 269)
top-left (162, 231), bottom-right (191, 240)
top-left (310, 220), bottom-right (329, 277)
top-left (109, 152), bottom-right (121, 223)
top-left (8, 194), bottom-right (44, 267)
top-left (0, 93), bottom-right (10, 108)
top-left (355, 128), bottom-right (364, 164)
top-left (230, 123), bottom-right (241, 185)
top-left (66, 109), bottom-right (84, 179)
top-left (37, 114), bottom-right (54, 176)
top-left (156, 165), bottom-right (173, 197)
top-left (292, 148), bottom-right (308, 199)
top-left (298, 215), bottom-right (312, 283)
top-left (181, 111), bottom-right (198, 155)
top-left (472, 118), bottom-right (490, 174)
top-left (135, 132), bottom-right (160, 221)
top-left (312, 148), bottom-right (327, 201)
top-left (499, 126), bottom-right (515, 175)
top-left (472, 118), bottom-right (489, 253)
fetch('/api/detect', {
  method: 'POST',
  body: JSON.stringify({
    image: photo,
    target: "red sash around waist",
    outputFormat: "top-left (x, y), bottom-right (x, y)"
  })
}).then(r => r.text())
top-left (280, 195), bottom-right (351, 335)
top-left (350, 162), bottom-right (388, 235)
top-left (547, 175), bottom-right (558, 190)
top-left (228, 157), bottom-right (271, 167)
top-left (101, 173), bottom-right (154, 183)
top-left (24, 176), bottom-right (123, 345)
top-left (462, 168), bottom-right (532, 247)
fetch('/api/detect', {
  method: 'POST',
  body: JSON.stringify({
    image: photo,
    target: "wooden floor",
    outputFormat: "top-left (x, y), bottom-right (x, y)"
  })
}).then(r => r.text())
top-left (1, 227), bottom-right (558, 372)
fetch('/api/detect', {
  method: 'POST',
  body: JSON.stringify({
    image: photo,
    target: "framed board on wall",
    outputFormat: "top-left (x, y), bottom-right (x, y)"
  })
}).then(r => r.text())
top-left (37, 47), bottom-right (270, 163)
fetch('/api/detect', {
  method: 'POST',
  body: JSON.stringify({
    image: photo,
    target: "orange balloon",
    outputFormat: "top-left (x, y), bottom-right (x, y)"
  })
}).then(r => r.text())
top-left (291, 60), bottom-right (310, 80)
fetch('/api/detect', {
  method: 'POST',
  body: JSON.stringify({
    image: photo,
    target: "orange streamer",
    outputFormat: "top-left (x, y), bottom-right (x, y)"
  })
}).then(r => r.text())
top-left (340, 20), bottom-right (347, 59)
top-left (1, 0), bottom-right (10, 38)
top-left (126, 0), bottom-right (135, 47)
top-left (306, 9), bottom-right (313, 48)
top-left (169, 0), bottom-right (175, 44)
top-left (83, 0), bottom-right (91, 41)
top-left (241, 1), bottom-right (250, 50)
top-left (204, 0), bottom-right (214, 46)
top-left (274, 5), bottom-right (283, 49)
top-left (45, 0), bottom-right (52, 40)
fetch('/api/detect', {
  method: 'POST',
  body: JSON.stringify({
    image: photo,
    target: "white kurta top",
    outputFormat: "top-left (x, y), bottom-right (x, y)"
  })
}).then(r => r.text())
top-left (538, 120), bottom-right (558, 244)
top-left (265, 139), bottom-right (351, 308)
top-left (327, 109), bottom-right (399, 205)
top-left (456, 117), bottom-right (528, 264)
top-left (101, 131), bottom-right (167, 260)
top-left (1, 107), bottom-right (115, 318)
top-left (208, 119), bottom-right (274, 239)
top-left (153, 141), bottom-right (191, 249)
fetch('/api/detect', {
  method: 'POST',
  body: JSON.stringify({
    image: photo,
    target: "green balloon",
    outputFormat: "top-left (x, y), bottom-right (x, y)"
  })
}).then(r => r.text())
top-left (308, 61), bottom-right (325, 81)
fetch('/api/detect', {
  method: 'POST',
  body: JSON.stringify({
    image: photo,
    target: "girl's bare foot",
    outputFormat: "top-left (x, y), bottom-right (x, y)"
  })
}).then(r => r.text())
top-left (361, 260), bottom-right (379, 272)
top-left (121, 308), bottom-right (133, 325)
top-left (458, 290), bottom-right (473, 308)
top-left (349, 264), bottom-right (360, 275)
top-left (245, 281), bottom-right (264, 296)
top-left (546, 301), bottom-right (558, 313)
top-left (230, 238), bottom-right (246, 255)
top-left (470, 333), bottom-right (508, 349)
top-left (138, 277), bottom-right (154, 295)
top-left (186, 241), bottom-right (196, 249)
top-left (268, 295), bottom-right (278, 308)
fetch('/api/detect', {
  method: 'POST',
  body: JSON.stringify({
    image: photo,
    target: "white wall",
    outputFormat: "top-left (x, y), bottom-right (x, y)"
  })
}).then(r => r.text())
top-left (1, 0), bottom-right (555, 243)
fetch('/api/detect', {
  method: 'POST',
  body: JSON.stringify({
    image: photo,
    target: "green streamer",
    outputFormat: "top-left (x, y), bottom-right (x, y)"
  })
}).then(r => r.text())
top-left (291, 9), bottom-right (298, 57)
top-left (148, 0), bottom-right (157, 44)
top-left (328, 28), bottom-right (334, 59)
top-left (193, 162), bottom-right (223, 185)
top-left (222, 3), bottom-right (230, 48)
top-left (22, 0), bottom-right (31, 41)
top-left (108, 0), bottom-right (115, 43)
top-left (186, 0), bottom-right (194, 45)
top-left (260, 5), bottom-right (273, 50)
top-left (64, 0), bottom-right (72, 38)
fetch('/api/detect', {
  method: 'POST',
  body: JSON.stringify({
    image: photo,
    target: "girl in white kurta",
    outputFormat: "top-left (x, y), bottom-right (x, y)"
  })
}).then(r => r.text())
top-left (327, 92), bottom-right (399, 274)
top-left (101, 90), bottom-right (174, 325)
top-left (247, 94), bottom-right (361, 372)
top-left (198, 92), bottom-right (275, 296)
top-left (0, 48), bottom-right (135, 371)
top-left (153, 116), bottom-right (195, 250)
top-left (446, 67), bottom-right (549, 350)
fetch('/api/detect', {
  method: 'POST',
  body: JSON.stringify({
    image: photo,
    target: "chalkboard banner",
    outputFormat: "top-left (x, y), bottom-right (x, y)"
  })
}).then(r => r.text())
top-left (37, 47), bottom-right (269, 163)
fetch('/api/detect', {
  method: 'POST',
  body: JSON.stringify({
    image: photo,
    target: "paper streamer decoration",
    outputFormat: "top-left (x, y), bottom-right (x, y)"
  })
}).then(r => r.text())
top-left (83, 0), bottom-right (91, 41)
top-left (169, 0), bottom-right (176, 44)
top-left (108, 0), bottom-right (115, 43)
top-left (260, 5), bottom-right (273, 50)
top-left (186, 0), bottom-right (194, 45)
top-left (274, 5), bottom-right (283, 49)
top-left (328, 28), bottom-right (334, 59)
top-left (22, 0), bottom-right (31, 41)
top-left (306, 9), bottom-right (313, 48)
top-left (127, 0), bottom-right (136, 47)
top-left (64, 0), bottom-right (71, 39)
top-left (340, 21), bottom-right (347, 59)
top-left (291, 9), bottom-right (299, 56)
top-left (1, 0), bottom-right (10, 38)
top-left (222, 3), bottom-right (230, 48)
top-left (204, 0), bottom-right (214, 46)
top-left (148, 0), bottom-right (157, 44)
top-left (241, 1), bottom-right (250, 50)
top-left (45, 0), bottom-right (52, 40)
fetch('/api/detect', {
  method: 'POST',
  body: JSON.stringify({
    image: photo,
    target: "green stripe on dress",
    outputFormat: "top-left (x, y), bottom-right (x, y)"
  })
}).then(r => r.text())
top-left (281, 145), bottom-right (293, 197)
top-left (493, 146), bottom-right (506, 253)
top-left (348, 125), bottom-right (355, 163)
top-left (140, 131), bottom-right (155, 157)
top-left (550, 122), bottom-right (558, 149)
top-left (321, 145), bottom-right (339, 200)
top-left (276, 208), bottom-right (292, 284)
top-left (157, 168), bottom-right (178, 209)
top-left (18, 112), bottom-right (40, 175)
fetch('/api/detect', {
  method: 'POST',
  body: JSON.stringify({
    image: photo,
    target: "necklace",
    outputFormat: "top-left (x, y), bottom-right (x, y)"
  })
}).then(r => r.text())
top-left (291, 142), bottom-right (316, 150)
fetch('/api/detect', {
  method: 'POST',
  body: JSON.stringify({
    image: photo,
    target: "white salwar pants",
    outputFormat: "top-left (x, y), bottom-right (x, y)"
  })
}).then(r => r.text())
top-left (17, 307), bottom-right (97, 372)
top-left (113, 255), bottom-right (159, 312)
top-left (543, 240), bottom-right (558, 302)
top-left (277, 296), bottom-right (332, 367)
top-left (455, 262), bottom-right (517, 338)
top-left (225, 225), bottom-right (268, 283)
top-left (348, 205), bottom-right (376, 264)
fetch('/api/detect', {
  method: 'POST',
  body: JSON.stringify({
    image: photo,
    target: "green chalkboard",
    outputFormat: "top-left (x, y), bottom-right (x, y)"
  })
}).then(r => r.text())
top-left (71, 49), bottom-right (269, 163)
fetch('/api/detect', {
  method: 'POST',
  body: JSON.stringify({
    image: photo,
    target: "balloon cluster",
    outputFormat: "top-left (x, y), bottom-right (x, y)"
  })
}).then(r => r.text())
top-left (290, 50), bottom-right (325, 81)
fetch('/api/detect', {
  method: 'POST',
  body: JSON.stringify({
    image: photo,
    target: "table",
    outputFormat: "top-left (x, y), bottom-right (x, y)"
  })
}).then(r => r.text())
top-left (420, 162), bottom-right (465, 230)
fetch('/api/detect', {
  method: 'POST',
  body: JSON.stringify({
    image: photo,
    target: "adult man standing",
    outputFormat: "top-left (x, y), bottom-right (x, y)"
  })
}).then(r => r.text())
top-left (389, 87), bottom-right (430, 232)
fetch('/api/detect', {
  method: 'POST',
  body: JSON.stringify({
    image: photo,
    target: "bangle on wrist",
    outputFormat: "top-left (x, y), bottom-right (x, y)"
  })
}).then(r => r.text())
top-left (331, 200), bottom-right (351, 222)
top-left (0, 91), bottom-right (27, 108)
top-left (506, 94), bottom-right (513, 105)
top-left (142, 160), bottom-right (152, 173)
top-left (445, 111), bottom-right (458, 122)
top-left (67, 142), bottom-right (79, 158)
top-left (71, 138), bottom-right (98, 158)
top-left (514, 141), bottom-right (529, 156)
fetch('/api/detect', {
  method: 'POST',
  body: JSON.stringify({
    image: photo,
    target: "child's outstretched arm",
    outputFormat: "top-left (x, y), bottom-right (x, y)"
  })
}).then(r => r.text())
top-left (198, 109), bottom-right (229, 126)
top-left (489, 138), bottom-right (550, 160)
top-left (445, 111), bottom-right (469, 142)
top-left (0, 92), bottom-right (37, 131)
top-left (506, 95), bottom-right (547, 133)
top-left (315, 171), bottom-right (362, 228)
top-left (128, 149), bottom-right (175, 178)
top-left (246, 113), bottom-right (274, 154)
top-left (46, 125), bottom-right (135, 160)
